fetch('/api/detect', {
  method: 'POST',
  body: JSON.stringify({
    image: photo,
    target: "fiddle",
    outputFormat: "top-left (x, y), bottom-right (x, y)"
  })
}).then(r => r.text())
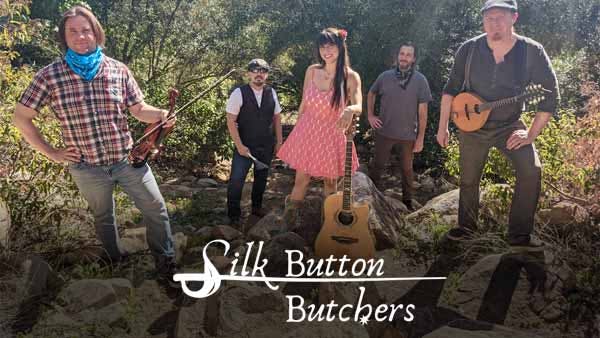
top-left (128, 68), bottom-right (237, 168)
top-left (128, 88), bottom-right (179, 168)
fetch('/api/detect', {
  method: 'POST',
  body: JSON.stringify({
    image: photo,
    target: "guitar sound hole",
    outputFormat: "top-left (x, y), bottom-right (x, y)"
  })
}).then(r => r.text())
top-left (338, 212), bottom-right (354, 226)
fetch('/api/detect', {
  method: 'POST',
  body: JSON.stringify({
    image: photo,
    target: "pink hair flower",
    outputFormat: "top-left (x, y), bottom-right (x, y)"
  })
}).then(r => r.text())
top-left (338, 29), bottom-right (348, 40)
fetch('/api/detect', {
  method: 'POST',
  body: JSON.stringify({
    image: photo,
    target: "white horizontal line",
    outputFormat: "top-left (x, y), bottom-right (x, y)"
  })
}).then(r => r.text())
top-left (173, 274), bottom-right (446, 283)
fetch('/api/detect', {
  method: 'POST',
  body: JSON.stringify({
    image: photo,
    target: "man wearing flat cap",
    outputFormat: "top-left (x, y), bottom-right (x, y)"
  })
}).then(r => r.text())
top-left (225, 59), bottom-right (283, 226)
top-left (436, 0), bottom-right (559, 250)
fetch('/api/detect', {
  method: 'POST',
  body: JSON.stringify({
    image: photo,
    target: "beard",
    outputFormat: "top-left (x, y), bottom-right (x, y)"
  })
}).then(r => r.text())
top-left (490, 32), bottom-right (504, 41)
top-left (252, 78), bottom-right (265, 86)
top-left (398, 62), bottom-right (412, 71)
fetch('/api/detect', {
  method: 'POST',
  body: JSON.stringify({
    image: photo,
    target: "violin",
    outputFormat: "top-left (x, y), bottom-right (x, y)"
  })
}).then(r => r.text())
top-left (127, 68), bottom-right (237, 168)
top-left (128, 88), bottom-right (179, 168)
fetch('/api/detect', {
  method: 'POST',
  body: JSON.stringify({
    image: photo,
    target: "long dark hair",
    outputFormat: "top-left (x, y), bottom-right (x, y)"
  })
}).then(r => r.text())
top-left (316, 27), bottom-right (350, 109)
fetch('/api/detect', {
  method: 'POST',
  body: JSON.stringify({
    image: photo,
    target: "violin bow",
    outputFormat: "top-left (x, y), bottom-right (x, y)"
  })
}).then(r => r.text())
top-left (133, 68), bottom-right (237, 146)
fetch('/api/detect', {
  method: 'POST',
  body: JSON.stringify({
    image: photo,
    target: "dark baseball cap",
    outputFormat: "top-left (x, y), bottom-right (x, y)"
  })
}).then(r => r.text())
top-left (247, 58), bottom-right (270, 71)
top-left (481, 0), bottom-right (518, 13)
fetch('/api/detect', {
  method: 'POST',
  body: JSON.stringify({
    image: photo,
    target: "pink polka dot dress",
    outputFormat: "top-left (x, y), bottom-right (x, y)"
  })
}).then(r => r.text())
top-left (277, 79), bottom-right (359, 179)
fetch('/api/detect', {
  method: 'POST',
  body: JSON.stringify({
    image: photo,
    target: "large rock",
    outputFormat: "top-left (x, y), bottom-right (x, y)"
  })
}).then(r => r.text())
top-left (352, 172), bottom-right (426, 249)
top-left (450, 251), bottom-right (575, 328)
top-left (538, 201), bottom-right (591, 226)
top-left (212, 225), bottom-right (243, 241)
top-left (262, 232), bottom-right (307, 277)
top-left (57, 278), bottom-right (132, 313)
top-left (283, 321), bottom-right (369, 338)
top-left (424, 324), bottom-right (542, 338)
top-left (176, 298), bottom-right (209, 338)
top-left (121, 227), bottom-right (188, 263)
top-left (248, 213), bottom-right (287, 242)
top-left (218, 283), bottom-right (287, 336)
top-left (159, 184), bottom-right (204, 198)
top-left (406, 185), bottom-right (510, 225)
top-left (406, 189), bottom-right (460, 223)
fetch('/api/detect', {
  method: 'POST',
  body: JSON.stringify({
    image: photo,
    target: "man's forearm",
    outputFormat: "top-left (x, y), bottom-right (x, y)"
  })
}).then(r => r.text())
top-left (438, 94), bottom-right (454, 130)
top-left (226, 117), bottom-right (243, 148)
top-left (273, 114), bottom-right (283, 144)
top-left (417, 104), bottom-right (428, 140)
top-left (528, 112), bottom-right (552, 140)
top-left (13, 109), bottom-right (55, 158)
top-left (367, 91), bottom-right (376, 117)
top-left (132, 102), bottom-right (166, 124)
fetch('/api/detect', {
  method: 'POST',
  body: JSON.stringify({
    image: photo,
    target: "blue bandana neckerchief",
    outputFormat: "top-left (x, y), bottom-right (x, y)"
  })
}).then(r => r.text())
top-left (65, 46), bottom-right (104, 82)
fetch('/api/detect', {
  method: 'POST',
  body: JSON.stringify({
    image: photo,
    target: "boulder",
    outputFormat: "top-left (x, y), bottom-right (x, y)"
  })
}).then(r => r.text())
top-left (424, 325), bottom-right (542, 338)
top-left (212, 225), bottom-right (243, 241)
top-left (538, 201), bottom-right (590, 226)
top-left (407, 185), bottom-right (510, 225)
top-left (121, 227), bottom-right (188, 263)
top-left (263, 232), bottom-right (307, 277)
top-left (57, 278), bottom-right (132, 314)
top-left (158, 184), bottom-right (203, 198)
top-left (175, 298), bottom-right (209, 338)
top-left (248, 213), bottom-right (287, 242)
top-left (450, 250), bottom-right (575, 327)
top-left (283, 321), bottom-right (369, 338)
top-left (195, 178), bottom-right (219, 188)
top-left (352, 172), bottom-right (426, 249)
top-left (218, 283), bottom-right (287, 335)
top-left (406, 189), bottom-right (460, 223)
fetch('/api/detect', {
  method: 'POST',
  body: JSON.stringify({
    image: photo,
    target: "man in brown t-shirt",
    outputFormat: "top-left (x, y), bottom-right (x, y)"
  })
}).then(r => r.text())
top-left (368, 43), bottom-right (432, 210)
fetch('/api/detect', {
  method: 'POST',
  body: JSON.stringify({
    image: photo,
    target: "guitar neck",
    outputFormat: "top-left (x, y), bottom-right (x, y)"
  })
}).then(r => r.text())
top-left (342, 134), bottom-right (353, 212)
top-left (479, 93), bottom-right (525, 111)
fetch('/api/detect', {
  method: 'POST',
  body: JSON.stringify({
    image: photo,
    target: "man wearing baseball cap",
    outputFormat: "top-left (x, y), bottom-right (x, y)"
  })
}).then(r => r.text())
top-left (225, 59), bottom-right (283, 226)
top-left (437, 0), bottom-right (559, 251)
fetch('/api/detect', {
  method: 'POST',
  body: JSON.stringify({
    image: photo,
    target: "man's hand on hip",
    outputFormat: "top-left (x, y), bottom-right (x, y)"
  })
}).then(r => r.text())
top-left (49, 146), bottom-right (81, 164)
top-left (436, 128), bottom-right (449, 148)
top-left (413, 138), bottom-right (424, 153)
top-left (368, 115), bottom-right (382, 129)
top-left (237, 144), bottom-right (250, 157)
top-left (506, 129), bottom-right (533, 150)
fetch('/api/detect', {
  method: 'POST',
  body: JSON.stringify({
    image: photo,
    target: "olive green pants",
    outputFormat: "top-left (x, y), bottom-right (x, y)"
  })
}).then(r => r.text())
top-left (458, 119), bottom-right (542, 241)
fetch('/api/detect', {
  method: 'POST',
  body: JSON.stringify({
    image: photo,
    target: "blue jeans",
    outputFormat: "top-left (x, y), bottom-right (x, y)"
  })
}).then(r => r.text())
top-left (227, 146), bottom-right (273, 219)
top-left (69, 159), bottom-right (175, 262)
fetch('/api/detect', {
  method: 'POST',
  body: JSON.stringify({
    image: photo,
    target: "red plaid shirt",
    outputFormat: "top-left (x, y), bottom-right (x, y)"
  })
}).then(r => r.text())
top-left (19, 56), bottom-right (144, 166)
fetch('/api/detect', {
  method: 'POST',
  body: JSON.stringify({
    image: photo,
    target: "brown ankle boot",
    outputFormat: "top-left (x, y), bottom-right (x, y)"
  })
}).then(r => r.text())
top-left (283, 195), bottom-right (305, 230)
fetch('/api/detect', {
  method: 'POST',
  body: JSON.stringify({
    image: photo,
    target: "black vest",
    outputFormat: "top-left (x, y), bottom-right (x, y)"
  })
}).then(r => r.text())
top-left (237, 84), bottom-right (276, 148)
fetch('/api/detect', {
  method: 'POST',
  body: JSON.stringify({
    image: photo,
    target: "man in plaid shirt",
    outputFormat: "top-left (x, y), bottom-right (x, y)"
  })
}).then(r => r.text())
top-left (13, 5), bottom-right (178, 287)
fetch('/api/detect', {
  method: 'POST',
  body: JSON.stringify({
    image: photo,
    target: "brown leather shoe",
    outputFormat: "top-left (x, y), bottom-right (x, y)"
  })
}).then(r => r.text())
top-left (251, 207), bottom-right (268, 218)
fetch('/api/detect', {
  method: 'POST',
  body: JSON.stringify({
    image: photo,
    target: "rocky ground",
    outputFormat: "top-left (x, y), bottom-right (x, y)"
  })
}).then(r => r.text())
top-left (1, 157), bottom-right (598, 338)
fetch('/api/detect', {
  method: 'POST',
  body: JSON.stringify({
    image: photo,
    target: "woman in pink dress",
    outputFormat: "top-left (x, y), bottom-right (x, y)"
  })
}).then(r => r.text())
top-left (277, 27), bottom-right (362, 227)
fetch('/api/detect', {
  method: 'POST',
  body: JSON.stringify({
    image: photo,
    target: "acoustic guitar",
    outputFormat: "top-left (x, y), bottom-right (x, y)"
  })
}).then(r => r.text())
top-left (451, 84), bottom-right (550, 132)
top-left (314, 121), bottom-right (376, 260)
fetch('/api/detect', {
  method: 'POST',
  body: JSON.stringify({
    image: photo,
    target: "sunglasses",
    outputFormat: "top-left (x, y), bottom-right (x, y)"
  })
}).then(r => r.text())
top-left (249, 68), bottom-right (269, 74)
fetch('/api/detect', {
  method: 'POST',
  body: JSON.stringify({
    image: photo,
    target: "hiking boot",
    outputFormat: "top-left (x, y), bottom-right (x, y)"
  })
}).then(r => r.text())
top-left (445, 226), bottom-right (473, 241)
top-left (509, 235), bottom-right (546, 253)
top-left (283, 195), bottom-right (304, 231)
top-left (156, 257), bottom-right (181, 289)
top-left (251, 207), bottom-right (268, 218)
top-left (227, 216), bottom-right (241, 227)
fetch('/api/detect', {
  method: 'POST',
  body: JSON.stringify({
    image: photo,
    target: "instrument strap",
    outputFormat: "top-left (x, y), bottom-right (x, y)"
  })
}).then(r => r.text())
top-left (463, 38), bottom-right (477, 92)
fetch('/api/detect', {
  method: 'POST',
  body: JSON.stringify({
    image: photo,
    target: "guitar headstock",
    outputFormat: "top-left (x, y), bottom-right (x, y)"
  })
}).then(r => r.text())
top-left (523, 84), bottom-right (550, 105)
top-left (345, 115), bottom-right (360, 136)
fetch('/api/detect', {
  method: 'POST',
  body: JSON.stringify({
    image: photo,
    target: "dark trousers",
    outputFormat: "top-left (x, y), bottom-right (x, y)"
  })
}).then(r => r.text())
top-left (227, 145), bottom-right (273, 219)
top-left (458, 120), bottom-right (542, 241)
top-left (369, 133), bottom-right (415, 201)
